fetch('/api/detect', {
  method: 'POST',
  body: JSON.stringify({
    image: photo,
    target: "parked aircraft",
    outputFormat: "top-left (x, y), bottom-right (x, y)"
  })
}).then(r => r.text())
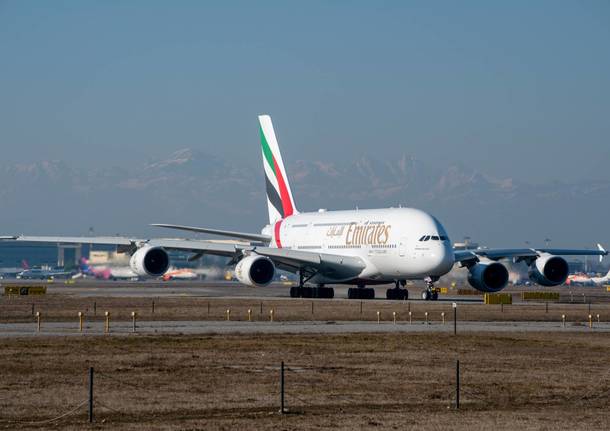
top-left (77, 257), bottom-right (139, 280)
top-left (0, 260), bottom-right (29, 278)
top-left (161, 268), bottom-right (199, 281)
top-left (78, 257), bottom-right (201, 281)
top-left (2, 116), bottom-right (607, 300)
top-left (566, 269), bottom-right (610, 286)
top-left (17, 266), bottom-right (72, 280)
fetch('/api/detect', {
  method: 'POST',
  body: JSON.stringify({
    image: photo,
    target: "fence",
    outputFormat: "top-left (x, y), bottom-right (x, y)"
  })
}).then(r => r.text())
top-left (484, 293), bottom-right (512, 305)
top-left (0, 361), bottom-right (468, 426)
top-left (3, 355), bottom-right (609, 427)
top-left (521, 291), bottom-right (560, 301)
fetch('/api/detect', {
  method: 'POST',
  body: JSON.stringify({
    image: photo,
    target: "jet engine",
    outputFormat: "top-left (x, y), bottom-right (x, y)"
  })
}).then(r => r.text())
top-left (528, 254), bottom-right (569, 286)
top-left (235, 255), bottom-right (275, 287)
top-left (129, 246), bottom-right (170, 277)
top-left (467, 260), bottom-right (509, 293)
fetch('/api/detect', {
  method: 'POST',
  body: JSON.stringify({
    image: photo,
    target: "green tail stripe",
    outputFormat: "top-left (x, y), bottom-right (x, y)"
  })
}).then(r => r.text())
top-left (260, 126), bottom-right (277, 176)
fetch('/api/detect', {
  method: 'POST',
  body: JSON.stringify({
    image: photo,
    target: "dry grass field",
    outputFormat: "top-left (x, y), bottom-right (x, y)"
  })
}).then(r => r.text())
top-left (1, 294), bottom-right (609, 325)
top-left (1, 290), bottom-right (609, 429)
top-left (0, 332), bottom-right (609, 430)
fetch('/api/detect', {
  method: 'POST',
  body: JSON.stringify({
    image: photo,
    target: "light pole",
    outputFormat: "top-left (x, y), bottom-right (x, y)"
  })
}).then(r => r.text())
top-left (452, 302), bottom-right (457, 335)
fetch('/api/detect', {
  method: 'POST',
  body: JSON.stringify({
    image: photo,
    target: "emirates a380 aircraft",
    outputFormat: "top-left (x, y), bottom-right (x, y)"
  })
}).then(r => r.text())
top-left (3, 116), bottom-right (607, 300)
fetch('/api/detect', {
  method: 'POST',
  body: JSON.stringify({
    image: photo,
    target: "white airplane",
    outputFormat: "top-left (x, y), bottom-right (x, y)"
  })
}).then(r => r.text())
top-left (162, 267), bottom-right (200, 281)
top-left (77, 258), bottom-right (140, 280)
top-left (566, 269), bottom-right (610, 286)
top-left (2, 115), bottom-right (607, 300)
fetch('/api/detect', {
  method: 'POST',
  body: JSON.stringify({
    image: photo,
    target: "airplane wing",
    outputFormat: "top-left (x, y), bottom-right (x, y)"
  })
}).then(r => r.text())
top-left (4, 236), bottom-right (140, 253)
top-left (148, 238), bottom-right (366, 280)
top-left (454, 244), bottom-right (608, 265)
top-left (7, 236), bottom-right (137, 244)
top-left (1, 236), bottom-right (366, 281)
top-left (151, 224), bottom-right (271, 243)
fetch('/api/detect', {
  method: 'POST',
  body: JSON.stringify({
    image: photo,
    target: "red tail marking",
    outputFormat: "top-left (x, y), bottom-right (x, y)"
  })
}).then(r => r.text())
top-left (274, 220), bottom-right (283, 248)
top-left (272, 157), bottom-right (294, 217)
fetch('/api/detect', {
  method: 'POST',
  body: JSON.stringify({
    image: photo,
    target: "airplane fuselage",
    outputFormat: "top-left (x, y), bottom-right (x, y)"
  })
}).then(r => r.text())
top-left (263, 207), bottom-right (455, 284)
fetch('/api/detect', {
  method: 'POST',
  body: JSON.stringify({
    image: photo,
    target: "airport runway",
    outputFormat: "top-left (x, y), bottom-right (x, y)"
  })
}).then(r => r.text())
top-left (4, 279), bottom-right (488, 302)
top-left (1, 319), bottom-right (608, 337)
top-left (49, 281), bottom-right (299, 298)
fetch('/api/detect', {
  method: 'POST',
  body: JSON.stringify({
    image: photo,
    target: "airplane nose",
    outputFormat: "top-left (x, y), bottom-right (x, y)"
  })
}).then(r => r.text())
top-left (441, 244), bottom-right (455, 272)
top-left (430, 243), bottom-right (454, 275)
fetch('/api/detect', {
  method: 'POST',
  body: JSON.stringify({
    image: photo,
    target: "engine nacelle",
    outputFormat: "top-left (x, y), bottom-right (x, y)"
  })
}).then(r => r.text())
top-left (467, 260), bottom-right (509, 293)
top-left (528, 254), bottom-right (568, 286)
top-left (235, 255), bottom-right (275, 287)
top-left (129, 246), bottom-right (170, 277)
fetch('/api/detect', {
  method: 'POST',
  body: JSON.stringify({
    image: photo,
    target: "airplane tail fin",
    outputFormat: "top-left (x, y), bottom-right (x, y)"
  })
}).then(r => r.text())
top-left (597, 243), bottom-right (607, 263)
top-left (259, 115), bottom-right (298, 224)
top-left (79, 257), bottom-right (90, 272)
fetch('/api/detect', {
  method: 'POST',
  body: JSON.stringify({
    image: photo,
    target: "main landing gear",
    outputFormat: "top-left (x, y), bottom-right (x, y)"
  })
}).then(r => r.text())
top-left (421, 277), bottom-right (439, 301)
top-left (290, 273), bottom-right (334, 298)
top-left (290, 285), bottom-right (334, 299)
top-left (386, 280), bottom-right (408, 300)
top-left (348, 284), bottom-right (375, 300)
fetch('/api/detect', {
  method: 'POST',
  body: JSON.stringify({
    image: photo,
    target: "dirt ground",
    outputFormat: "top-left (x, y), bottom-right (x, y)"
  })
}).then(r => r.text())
top-left (1, 292), bottom-right (609, 430)
top-left (0, 331), bottom-right (608, 430)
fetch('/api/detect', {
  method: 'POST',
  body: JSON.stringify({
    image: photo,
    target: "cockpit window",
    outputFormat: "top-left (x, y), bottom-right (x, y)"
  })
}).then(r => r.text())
top-left (420, 234), bottom-right (449, 241)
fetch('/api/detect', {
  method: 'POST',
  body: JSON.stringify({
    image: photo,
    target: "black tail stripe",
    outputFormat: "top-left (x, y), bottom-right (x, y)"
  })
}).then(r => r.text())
top-left (265, 173), bottom-right (285, 218)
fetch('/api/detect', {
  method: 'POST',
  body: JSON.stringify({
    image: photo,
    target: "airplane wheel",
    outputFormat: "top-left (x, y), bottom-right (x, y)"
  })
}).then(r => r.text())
top-left (301, 287), bottom-right (313, 298)
top-left (432, 291), bottom-right (439, 301)
top-left (422, 290), bottom-right (431, 301)
top-left (319, 287), bottom-right (334, 299)
top-left (348, 287), bottom-right (374, 300)
top-left (349, 287), bottom-right (364, 299)
top-left (312, 287), bottom-right (325, 298)
top-left (387, 289), bottom-right (407, 300)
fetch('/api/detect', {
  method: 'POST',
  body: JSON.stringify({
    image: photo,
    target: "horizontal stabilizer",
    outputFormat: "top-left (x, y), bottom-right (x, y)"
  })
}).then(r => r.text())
top-left (151, 224), bottom-right (271, 243)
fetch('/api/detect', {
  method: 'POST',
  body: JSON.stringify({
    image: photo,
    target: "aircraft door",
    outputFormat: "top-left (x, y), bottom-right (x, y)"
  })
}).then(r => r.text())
top-left (399, 237), bottom-right (407, 257)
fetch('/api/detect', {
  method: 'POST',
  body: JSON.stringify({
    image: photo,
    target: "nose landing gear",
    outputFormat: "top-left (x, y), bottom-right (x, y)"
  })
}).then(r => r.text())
top-left (422, 277), bottom-right (439, 301)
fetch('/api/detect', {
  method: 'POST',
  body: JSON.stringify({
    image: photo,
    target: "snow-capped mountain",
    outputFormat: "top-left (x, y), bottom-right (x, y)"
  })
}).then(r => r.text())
top-left (0, 149), bottom-right (607, 247)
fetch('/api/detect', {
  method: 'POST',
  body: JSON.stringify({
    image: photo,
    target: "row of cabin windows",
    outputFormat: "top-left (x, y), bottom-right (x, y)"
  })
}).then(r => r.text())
top-left (296, 244), bottom-right (397, 249)
top-left (418, 235), bottom-right (449, 242)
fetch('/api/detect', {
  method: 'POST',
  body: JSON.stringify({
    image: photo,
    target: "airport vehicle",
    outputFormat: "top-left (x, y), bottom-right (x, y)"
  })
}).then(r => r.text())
top-left (1, 116), bottom-right (607, 300)
top-left (566, 269), bottom-right (610, 286)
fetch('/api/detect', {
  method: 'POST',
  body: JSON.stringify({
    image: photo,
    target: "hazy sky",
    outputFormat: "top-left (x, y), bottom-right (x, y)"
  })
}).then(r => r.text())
top-left (1, 1), bottom-right (609, 183)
